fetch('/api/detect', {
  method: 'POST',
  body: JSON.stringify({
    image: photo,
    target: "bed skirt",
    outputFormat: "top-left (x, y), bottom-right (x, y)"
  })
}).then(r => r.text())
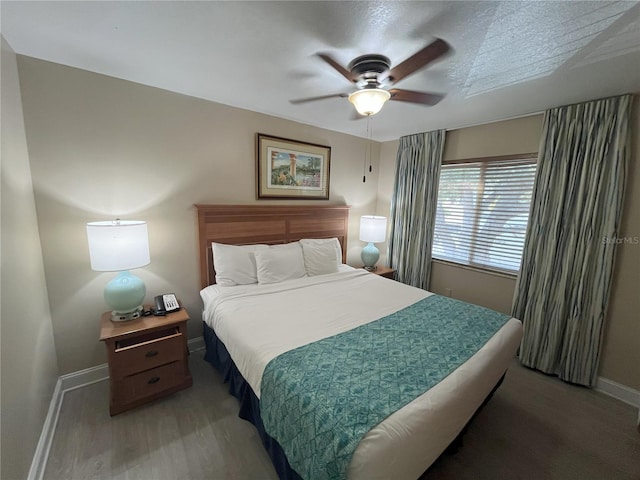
top-left (202, 320), bottom-right (504, 479)
top-left (203, 321), bottom-right (303, 479)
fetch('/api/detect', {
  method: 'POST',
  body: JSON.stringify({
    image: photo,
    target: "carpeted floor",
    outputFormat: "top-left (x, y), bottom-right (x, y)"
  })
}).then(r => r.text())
top-left (45, 352), bottom-right (640, 480)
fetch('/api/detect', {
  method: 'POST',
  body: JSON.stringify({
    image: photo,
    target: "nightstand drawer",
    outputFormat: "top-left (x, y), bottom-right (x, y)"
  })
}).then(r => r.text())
top-left (123, 361), bottom-right (184, 402)
top-left (112, 328), bottom-right (183, 377)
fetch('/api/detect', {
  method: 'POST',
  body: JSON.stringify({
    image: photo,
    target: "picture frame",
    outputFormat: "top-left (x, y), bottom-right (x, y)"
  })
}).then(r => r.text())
top-left (256, 133), bottom-right (331, 200)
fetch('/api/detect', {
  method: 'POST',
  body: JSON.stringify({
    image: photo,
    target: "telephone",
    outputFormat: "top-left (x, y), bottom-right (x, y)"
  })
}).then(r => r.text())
top-left (153, 294), bottom-right (180, 315)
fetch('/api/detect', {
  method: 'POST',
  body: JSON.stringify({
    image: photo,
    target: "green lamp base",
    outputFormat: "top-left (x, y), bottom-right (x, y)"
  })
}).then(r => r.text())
top-left (361, 242), bottom-right (380, 270)
top-left (104, 271), bottom-right (146, 322)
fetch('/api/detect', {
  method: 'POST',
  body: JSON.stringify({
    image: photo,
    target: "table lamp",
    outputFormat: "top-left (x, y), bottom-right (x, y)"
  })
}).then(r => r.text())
top-left (359, 215), bottom-right (387, 271)
top-left (86, 220), bottom-right (150, 322)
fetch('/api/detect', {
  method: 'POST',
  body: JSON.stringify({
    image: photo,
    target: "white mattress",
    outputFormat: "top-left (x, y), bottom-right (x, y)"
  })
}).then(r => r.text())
top-left (201, 269), bottom-right (522, 479)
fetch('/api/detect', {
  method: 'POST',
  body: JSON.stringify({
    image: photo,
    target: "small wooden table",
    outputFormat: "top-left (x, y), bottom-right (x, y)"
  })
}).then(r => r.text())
top-left (361, 265), bottom-right (396, 279)
top-left (99, 307), bottom-right (192, 415)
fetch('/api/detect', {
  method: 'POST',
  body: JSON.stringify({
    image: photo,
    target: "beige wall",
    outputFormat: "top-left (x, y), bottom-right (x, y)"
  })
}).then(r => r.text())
top-left (17, 56), bottom-right (380, 375)
top-left (441, 115), bottom-right (543, 160)
top-left (1, 39), bottom-right (59, 479)
top-left (378, 110), bottom-right (640, 391)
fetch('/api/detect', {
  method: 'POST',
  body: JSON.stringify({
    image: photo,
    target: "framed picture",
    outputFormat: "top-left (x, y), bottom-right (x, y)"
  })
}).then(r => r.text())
top-left (256, 133), bottom-right (331, 200)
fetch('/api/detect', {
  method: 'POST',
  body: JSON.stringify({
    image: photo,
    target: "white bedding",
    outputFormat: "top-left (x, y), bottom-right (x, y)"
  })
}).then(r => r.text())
top-left (201, 269), bottom-right (522, 479)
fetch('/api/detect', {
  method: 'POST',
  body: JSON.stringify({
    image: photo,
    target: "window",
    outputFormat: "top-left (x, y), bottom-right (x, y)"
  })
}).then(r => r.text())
top-left (432, 154), bottom-right (537, 274)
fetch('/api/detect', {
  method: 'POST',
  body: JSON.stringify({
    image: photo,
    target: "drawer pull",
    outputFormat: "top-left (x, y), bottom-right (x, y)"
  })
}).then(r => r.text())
top-left (145, 350), bottom-right (159, 358)
top-left (148, 376), bottom-right (161, 385)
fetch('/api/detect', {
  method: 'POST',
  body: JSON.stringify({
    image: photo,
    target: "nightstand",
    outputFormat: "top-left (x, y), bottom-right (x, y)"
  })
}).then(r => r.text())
top-left (362, 265), bottom-right (396, 279)
top-left (99, 307), bottom-right (193, 415)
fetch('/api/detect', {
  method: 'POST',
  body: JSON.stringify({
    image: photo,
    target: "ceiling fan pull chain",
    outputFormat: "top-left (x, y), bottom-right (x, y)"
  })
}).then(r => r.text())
top-left (369, 117), bottom-right (373, 173)
top-left (363, 115), bottom-right (372, 183)
top-left (362, 142), bottom-right (367, 183)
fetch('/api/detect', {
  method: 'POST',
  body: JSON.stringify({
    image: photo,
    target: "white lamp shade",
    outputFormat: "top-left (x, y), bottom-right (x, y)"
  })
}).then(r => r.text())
top-left (86, 221), bottom-right (150, 271)
top-left (348, 89), bottom-right (391, 116)
top-left (359, 215), bottom-right (387, 243)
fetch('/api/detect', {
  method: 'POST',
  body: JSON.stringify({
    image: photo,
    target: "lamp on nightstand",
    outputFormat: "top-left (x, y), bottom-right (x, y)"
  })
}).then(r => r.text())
top-left (86, 219), bottom-right (150, 322)
top-left (359, 215), bottom-right (387, 271)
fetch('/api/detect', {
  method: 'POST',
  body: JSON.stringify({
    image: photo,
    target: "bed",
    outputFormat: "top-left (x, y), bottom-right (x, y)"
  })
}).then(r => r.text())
top-left (196, 204), bottom-right (523, 480)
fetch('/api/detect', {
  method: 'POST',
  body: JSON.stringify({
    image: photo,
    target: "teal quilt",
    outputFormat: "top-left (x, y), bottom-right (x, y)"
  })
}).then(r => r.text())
top-left (260, 294), bottom-right (511, 480)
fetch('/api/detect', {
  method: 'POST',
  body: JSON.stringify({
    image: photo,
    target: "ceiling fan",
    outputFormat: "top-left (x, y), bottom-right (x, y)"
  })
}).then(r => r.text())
top-left (291, 38), bottom-right (450, 116)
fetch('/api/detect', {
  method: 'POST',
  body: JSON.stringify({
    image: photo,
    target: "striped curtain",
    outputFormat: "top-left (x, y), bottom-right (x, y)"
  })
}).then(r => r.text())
top-left (388, 130), bottom-right (445, 289)
top-left (513, 94), bottom-right (632, 387)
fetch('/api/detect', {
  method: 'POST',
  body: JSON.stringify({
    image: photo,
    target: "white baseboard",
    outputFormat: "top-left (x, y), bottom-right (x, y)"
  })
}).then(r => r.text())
top-left (595, 376), bottom-right (640, 408)
top-left (188, 335), bottom-right (205, 352)
top-left (27, 378), bottom-right (62, 480)
top-left (29, 335), bottom-right (205, 480)
top-left (60, 364), bottom-right (109, 392)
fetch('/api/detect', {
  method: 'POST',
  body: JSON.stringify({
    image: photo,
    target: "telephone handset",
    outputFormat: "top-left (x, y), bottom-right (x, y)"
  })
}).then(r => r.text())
top-left (153, 294), bottom-right (180, 315)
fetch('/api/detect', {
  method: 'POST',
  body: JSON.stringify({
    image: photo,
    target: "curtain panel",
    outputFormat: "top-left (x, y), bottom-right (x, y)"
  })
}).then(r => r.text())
top-left (513, 94), bottom-right (632, 387)
top-left (388, 130), bottom-right (445, 290)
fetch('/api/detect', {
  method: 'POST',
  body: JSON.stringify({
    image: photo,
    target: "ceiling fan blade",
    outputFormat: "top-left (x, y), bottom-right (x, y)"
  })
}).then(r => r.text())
top-left (389, 89), bottom-right (444, 106)
top-left (385, 38), bottom-right (450, 85)
top-left (317, 53), bottom-right (357, 83)
top-left (290, 93), bottom-right (349, 104)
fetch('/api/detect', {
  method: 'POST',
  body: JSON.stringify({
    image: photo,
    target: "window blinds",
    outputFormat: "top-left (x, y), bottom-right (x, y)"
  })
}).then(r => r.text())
top-left (432, 157), bottom-right (537, 274)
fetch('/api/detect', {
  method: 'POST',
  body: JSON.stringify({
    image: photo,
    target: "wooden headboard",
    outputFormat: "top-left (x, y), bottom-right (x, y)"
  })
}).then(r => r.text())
top-left (195, 204), bottom-right (350, 288)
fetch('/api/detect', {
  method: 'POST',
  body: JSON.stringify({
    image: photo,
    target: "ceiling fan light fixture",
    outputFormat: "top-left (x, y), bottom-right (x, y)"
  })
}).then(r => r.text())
top-left (348, 88), bottom-right (391, 116)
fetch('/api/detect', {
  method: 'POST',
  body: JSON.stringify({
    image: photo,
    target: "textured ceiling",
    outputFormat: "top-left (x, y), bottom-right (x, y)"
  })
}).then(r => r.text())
top-left (2, 1), bottom-right (639, 141)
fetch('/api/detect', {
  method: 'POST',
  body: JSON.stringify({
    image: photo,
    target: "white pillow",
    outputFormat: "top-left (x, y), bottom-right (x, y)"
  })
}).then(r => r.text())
top-left (300, 238), bottom-right (341, 276)
top-left (254, 242), bottom-right (307, 284)
top-left (212, 243), bottom-right (268, 286)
